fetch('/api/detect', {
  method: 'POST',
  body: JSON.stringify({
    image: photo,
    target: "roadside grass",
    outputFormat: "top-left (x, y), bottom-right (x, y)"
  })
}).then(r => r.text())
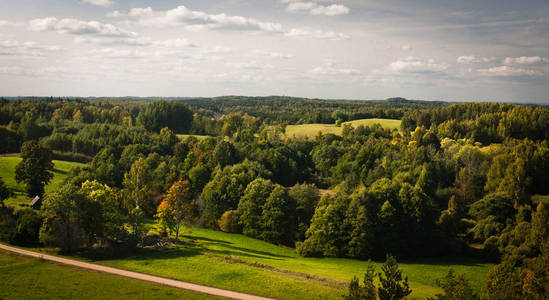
top-left (0, 250), bottom-right (217, 299)
top-left (78, 226), bottom-right (492, 299)
top-left (285, 118), bottom-right (402, 139)
top-left (0, 157), bottom-right (85, 208)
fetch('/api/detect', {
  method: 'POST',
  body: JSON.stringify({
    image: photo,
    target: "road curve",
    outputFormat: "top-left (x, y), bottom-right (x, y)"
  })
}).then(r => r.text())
top-left (0, 243), bottom-right (274, 300)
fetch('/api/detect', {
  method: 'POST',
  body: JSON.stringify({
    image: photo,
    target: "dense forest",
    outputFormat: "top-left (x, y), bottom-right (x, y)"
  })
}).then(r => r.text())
top-left (0, 96), bottom-right (548, 299)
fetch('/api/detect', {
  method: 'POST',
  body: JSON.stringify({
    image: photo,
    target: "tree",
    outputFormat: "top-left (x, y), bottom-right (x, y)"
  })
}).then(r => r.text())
top-left (434, 270), bottom-right (477, 300)
top-left (162, 179), bottom-right (194, 239)
top-left (261, 185), bottom-right (296, 245)
top-left (15, 141), bottom-right (54, 197)
top-left (237, 178), bottom-right (273, 238)
top-left (39, 184), bottom-right (89, 253)
top-left (345, 261), bottom-right (377, 300)
top-left (289, 183), bottom-right (320, 241)
top-left (136, 101), bottom-right (193, 133)
top-left (378, 254), bottom-right (412, 300)
top-left (218, 210), bottom-right (240, 233)
top-left (0, 178), bottom-right (10, 206)
top-left (123, 158), bottom-right (148, 236)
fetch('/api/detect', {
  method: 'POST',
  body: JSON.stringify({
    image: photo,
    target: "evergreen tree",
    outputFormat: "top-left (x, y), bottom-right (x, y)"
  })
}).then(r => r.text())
top-left (378, 254), bottom-right (412, 300)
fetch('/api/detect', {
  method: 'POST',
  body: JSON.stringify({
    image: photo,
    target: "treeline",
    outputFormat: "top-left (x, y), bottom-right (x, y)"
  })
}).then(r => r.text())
top-left (184, 96), bottom-right (447, 124)
top-left (402, 102), bottom-right (549, 143)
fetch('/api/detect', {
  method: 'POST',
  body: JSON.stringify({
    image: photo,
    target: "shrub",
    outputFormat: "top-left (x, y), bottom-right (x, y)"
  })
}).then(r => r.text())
top-left (218, 210), bottom-right (240, 233)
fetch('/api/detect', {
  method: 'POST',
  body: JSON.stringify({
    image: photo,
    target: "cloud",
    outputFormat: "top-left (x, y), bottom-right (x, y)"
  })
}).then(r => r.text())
top-left (29, 17), bottom-right (136, 37)
top-left (82, 0), bottom-right (113, 7)
top-left (457, 55), bottom-right (496, 63)
top-left (502, 56), bottom-right (548, 66)
top-left (0, 39), bottom-right (61, 57)
top-left (74, 36), bottom-right (152, 46)
top-left (401, 44), bottom-right (412, 51)
top-left (478, 66), bottom-right (540, 77)
top-left (284, 28), bottom-right (349, 40)
top-left (109, 6), bottom-right (349, 40)
top-left (110, 6), bottom-right (284, 33)
top-left (252, 50), bottom-right (294, 59)
top-left (0, 20), bottom-right (23, 27)
top-left (387, 56), bottom-right (448, 74)
top-left (311, 60), bottom-right (361, 76)
top-left (285, 2), bottom-right (349, 16)
top-left (87, 48), bottom-right (145, 59)
top-left (152, 38), bottom-right (196, 48)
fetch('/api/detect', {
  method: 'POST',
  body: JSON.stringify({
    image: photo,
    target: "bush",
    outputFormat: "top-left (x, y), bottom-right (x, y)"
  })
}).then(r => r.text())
top-left (433, 269), bottom-right (478, 300)
top-left (12, 208), bottom-right (43, 246)
top-left (218, 210), bottom-right (240, 233)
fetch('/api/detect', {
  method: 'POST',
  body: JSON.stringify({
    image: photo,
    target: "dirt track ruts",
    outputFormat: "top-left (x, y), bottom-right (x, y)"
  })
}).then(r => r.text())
top-left (0, 243), bottom-right (274, 300)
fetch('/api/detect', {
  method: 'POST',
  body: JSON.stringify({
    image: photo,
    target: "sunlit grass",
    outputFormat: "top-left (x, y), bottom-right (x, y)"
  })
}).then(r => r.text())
top-left (285, 118), bottom-right (402, 139)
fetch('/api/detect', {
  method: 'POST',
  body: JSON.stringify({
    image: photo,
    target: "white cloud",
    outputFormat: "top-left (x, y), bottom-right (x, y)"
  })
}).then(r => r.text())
top-left (502, 56), bottom-right (548, 65)
top-left (387, 56), bottom-right (448, 74)
top-left (285, 28), bottom-right (349, 40)
top-left (29, 17), bottom-right (136, 37)
top-left (401, 44), bottom-right (412, 51)
top-left (0, 20), bottom-right (23, 27)
top-left (457, 55), bottom-right (496, 63)
top-left (109, 6), bottom-right (349, 40)
top-left (82, 0), bottom-right (113, 7)
top-left (0, 39), bottom-right (61, 57)
top-left (87, 48), bottom-right (145, 59)
top-left (152, 38), bottom-right (196, 48)
top-left (74, 36), bottom-right (152, 46)
top-left (311, 60), bottom-right (361, 76)
top-left (478, 66), bottom-right (540, 77)
top-left (285, 2), bottom-right (349, 16)
top-left (252, 50), bottom-right (294, 59)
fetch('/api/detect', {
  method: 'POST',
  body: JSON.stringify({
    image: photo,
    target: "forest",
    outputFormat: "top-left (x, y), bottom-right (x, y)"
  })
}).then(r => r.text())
top-left (0, 96), bottom-right (548, 299)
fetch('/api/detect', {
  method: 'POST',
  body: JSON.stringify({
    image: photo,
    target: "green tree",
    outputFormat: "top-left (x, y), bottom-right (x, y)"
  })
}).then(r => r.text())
top-left (289, 183), bottom-right (320, 241)
top-left (378, 254), bottom-right (412, 300)
top-left (260, 185), bottom-right (296, 245)
top-left (237, 178), bottom-right (274, 238)
top-left (15, 141), bottom-right (54, 197)
top-left (39, 184), bottom-right (89, 253)
top-left (0, 178), bottom-right (10, 206)
top-left (433, 270), bottom-right (477, 300)
top-left (163, 179), bottom-right (194, 239)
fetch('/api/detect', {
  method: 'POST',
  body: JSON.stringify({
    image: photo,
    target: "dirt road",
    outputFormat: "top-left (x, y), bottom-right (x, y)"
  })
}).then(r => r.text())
top-left (0, 243), bottom-right (274, 300)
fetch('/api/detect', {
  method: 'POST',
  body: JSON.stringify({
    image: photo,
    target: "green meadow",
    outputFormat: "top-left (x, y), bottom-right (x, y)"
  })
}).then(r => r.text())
top-left (79, 226), bottom-right (492, 300)
top-left (0, 250), bottom-right (217, 299)
top-left (0, 156), bottom-right (85, 208)
top-left (285, 118), bottom-right (402, 139)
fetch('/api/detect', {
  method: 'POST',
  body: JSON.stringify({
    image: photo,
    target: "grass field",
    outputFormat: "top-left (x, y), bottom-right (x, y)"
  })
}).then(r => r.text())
top-left (0, 156), bottom-right (85, 208)
top-left (73, 227), bottom-right (493, 300)
top-left (0, 250), bottom-right (217, 299)
top-left (285, 118), bottom-right (402, 139)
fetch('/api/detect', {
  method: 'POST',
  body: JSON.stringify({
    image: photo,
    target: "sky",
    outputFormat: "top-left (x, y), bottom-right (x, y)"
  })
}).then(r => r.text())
top-left (0, 0), bottom-right (548, 103)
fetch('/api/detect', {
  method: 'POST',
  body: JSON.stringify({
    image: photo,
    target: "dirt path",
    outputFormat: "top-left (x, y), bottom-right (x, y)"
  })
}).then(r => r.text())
top-left (0, 243), bottom-right (274, 300)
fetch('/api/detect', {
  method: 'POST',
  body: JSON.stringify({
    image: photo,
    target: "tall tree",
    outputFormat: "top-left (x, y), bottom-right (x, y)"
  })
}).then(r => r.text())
top-left (15, 141), bottom-right (54, 197)
top-left (378, 254), bottom-right (412, 300)
top-left (162, 179), bottom-right (194, 239)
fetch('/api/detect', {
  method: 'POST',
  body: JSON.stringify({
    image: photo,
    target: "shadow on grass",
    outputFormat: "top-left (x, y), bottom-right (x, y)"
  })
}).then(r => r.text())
top-left (78, 244), bottom-right (203, 262)
top-left (400, 256), bottom-right (488, 267)
top-left (53, 168), bottom-right (67, 175)
top-left (183, 235), bottom-right (291, 259)
top-left (183, 235), bottom-right (232, 244)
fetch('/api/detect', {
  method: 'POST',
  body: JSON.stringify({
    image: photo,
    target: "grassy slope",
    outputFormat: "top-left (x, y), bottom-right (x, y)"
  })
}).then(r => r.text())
top-left (0, 156), bottom-right (85, 208)
top-left (0, 250), bottom-right (217, 299)
top-left (285, 118), bottom-right (402, 139)
top-left (85, 227), bottom-right (492, 299)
